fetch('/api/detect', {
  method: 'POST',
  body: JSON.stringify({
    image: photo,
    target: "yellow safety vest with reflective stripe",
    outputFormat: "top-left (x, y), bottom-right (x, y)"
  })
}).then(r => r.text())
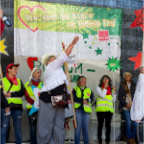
top-left (95, 88), bottom-right (114, 113)
top-left (24, 81), bottom-right (43, 109)
top-left (3, 77), bottom-right (22, 105)
top-left (74, 86), bottom-right (92, 113)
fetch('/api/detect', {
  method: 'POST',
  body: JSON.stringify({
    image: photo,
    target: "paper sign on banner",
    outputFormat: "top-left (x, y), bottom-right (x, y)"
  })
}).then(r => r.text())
top-left (67, 49), bottom-right (77, 69)
top-left (98, 30), bottom-right (109, 41)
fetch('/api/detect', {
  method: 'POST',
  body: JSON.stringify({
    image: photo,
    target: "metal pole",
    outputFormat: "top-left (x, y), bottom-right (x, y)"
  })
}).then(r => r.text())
top-left (113, 72), bottom-right (115, 144)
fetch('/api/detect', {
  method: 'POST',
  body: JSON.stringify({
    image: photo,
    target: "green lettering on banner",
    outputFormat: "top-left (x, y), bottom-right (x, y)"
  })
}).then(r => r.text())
top-left (33, 60), bottom-right (41, 69)
top-left (75, 63), bottom-right (82, 74)
top-left (70, 75), bottom-right (80, 82)
top-left (69, 67), bottom-right (73, 73)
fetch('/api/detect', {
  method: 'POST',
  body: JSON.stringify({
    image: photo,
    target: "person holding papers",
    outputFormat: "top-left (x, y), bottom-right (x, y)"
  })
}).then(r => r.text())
top-left (24, 67), bottom-right (43, 144)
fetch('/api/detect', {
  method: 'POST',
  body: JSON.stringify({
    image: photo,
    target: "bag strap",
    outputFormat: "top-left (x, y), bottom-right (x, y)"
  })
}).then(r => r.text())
top-left (7, 78), bottom-right (13, 93)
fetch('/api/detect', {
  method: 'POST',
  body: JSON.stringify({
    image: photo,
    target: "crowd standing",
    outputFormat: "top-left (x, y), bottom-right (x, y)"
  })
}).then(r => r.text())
top-left (0, 6), bottom-right (140, 144)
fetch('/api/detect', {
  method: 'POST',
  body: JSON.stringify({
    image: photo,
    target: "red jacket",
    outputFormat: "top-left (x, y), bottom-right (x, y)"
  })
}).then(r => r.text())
top-left (0, 19), bottom-right (4, 36)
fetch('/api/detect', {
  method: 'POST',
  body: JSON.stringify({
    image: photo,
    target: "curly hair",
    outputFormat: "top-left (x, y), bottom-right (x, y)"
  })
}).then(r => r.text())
top-left (99, 75), bottom-right (112, 89)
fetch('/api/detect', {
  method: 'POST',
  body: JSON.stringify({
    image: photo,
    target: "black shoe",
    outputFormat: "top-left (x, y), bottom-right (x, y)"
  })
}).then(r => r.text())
top-left (106, 143), bottom-right (109, 144)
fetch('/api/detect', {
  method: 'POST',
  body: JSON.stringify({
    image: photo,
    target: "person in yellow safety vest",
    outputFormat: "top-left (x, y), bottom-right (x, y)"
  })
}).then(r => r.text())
top-left (73, 76), bottom-right (94, 144)
top-left (96, 75), bottom-right (116, 144)
top-left (24, 67), bottom-right (43, 144)
top-left (1, 63), bottom-right (25, 144)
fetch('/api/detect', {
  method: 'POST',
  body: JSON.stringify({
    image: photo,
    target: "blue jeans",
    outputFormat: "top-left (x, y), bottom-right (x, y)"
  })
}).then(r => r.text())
top-left (1, 108), bottom-right (22, 144)
top-left (75, 109), bottom-right (90, 144)
top-left (28, 110), bottom-right (37, 144)
top-left (122, 110), bottom-right (138, 139)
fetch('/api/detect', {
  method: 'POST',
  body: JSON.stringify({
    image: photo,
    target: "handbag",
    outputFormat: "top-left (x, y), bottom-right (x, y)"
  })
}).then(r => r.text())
top-left (51, 94), bottom-right (68, 107)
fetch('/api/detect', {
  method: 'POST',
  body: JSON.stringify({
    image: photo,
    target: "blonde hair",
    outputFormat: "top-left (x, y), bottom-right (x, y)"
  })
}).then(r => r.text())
top-left (123, 72), bottom-right (132, 78)
top-left (42, 54), bottom-right (55, 66)
top-left (28, 67), bottom-right (42, 86)
top-left (77, 77), bottom-right (86, 86)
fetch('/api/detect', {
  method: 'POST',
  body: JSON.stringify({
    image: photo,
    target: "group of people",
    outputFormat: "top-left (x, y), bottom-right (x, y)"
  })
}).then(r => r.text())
top-left (1, 35), bottom-right (142, 144)
top-left (0, 6), bottom-right (142, 144)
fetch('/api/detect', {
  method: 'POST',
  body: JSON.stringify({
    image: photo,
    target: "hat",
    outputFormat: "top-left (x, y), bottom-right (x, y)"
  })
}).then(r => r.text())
top-left (6, 63), bottom-right (19, 73)
top-left (123, 72), bottom-right (132, 78)
top-left (77, 76), bottom-right (86, 82)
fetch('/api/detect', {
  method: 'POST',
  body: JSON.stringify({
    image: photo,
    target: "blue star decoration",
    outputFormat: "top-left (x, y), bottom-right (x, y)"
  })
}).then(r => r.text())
top-left (95, 48), bottom-right (102, 55)
top-left (82, 33), bottom-right (89, 39)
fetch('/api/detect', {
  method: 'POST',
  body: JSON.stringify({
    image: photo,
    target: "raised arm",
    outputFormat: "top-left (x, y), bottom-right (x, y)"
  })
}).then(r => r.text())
top-left (65, 36), bottom-right (79, 56)
top-left (96, 86), bottom-right (107, 99)
top-left (49, 36), bottom-right (79, 70)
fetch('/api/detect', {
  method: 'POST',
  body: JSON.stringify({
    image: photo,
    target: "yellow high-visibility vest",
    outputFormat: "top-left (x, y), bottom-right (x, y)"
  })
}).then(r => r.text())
top-left (74, 86), bottom-right (92, 113)
top-left (24, 81), bottom-right (43, 109)
top-left (95, 88), bottom-right (114, 113)
top-left (3, 77), bottom-right (22, 105)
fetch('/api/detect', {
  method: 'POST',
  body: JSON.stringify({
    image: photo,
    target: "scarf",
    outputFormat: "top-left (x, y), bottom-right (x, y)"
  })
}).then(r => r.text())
top-left (31, 78), bottom-right (41, 87)
top-left (79, 86), bottom-right (85, 90)
top-left (6, 73), bottom-right (18, 85)
top-left (102, 84), bottom-right (111, 95)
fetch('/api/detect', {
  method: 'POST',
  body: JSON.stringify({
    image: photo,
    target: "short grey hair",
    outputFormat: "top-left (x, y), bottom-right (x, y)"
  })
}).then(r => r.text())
top-left (42, 54), bottom-right (55, 66)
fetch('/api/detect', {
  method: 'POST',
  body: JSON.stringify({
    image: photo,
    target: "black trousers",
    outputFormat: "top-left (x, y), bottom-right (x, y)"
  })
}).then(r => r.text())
top-left (97, 112), bottom-right (113, 143)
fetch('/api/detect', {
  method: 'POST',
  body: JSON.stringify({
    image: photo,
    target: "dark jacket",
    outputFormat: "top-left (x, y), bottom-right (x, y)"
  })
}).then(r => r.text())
top-left (1, 89), bottom-right (9, 108)
top-left (73, 86), bottom-right (94, 111)
top-left (118, 81), bottom-right (136, 110)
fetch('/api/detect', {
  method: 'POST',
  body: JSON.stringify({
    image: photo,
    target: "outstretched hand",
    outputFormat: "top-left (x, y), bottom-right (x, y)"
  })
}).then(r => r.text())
top-left (65, 36), bottom-right (79, 56)
top-left (72, 36), bottom-right (79, 45)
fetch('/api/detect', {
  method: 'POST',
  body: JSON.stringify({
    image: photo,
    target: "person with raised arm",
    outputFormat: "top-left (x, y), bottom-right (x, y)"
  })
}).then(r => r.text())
top-left (37, 36), bottom-right (79, 144)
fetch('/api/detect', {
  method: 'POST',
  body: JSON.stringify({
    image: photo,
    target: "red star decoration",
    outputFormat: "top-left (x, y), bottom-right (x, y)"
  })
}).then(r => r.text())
top-left (130, 7), bottom-right (144, 32)
top-left (128, 52), bottom-right (142, 70)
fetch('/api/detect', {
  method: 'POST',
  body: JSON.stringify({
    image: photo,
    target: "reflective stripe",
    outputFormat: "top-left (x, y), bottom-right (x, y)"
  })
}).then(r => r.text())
top-left (84, 104), bottom-right (91, 107)
top-left (96, 104), bottom-right (113, 108)
top-left (97, 99), bottom-right (113, 103)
